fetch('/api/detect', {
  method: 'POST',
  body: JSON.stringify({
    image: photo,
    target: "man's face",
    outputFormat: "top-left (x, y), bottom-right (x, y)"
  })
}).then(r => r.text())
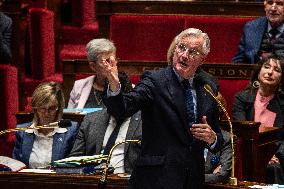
top-left (172, 35), bottom-right (206, 79)
top-left (264, 0), bottom-right (284, 27)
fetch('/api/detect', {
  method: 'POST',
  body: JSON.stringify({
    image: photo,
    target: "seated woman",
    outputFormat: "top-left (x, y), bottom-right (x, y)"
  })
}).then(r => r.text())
top-left (68, 38), bottom-right (131, 109)
top-left (13, 82), bottom-right (79, 168)
top-left (232, 55), bottom-right (284, 184)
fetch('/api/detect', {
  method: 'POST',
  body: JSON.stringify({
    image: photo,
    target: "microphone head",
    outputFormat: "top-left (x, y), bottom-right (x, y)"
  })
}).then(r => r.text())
top-left (58, 119), bottom-right (72, 128)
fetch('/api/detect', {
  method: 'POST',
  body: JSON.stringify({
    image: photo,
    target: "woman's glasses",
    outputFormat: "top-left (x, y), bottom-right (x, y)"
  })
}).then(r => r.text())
top-left (34, 106), bottom-right (58, 113)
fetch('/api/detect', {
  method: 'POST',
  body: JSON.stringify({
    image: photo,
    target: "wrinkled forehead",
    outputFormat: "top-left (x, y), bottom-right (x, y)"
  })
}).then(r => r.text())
top-left (178, 35), bottom-right (204, 48)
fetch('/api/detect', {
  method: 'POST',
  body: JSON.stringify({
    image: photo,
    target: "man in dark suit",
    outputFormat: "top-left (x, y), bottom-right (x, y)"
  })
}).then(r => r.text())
top-left (233, 0), bottom-right (284, 64)
top-left (101, 28), bottom-right (223, 189)
top-left (69, 109), bottom-right (142, 174)
top-left (205, 130), bottom-right (236, 183)
top-left (0, 11), bottom-right (12, 63)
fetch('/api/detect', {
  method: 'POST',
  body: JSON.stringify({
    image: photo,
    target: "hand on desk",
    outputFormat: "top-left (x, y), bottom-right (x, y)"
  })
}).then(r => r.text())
top-left (190, 116), bottom-right (217, 145)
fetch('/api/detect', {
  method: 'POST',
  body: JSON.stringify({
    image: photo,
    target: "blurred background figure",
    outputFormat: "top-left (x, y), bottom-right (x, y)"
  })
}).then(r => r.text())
top-left (0, 0), bottom-right (12, 63)
top-left (205, 129), bottom-right (236, 184)
top-left (232, 55), bottom-right (284, 184)
top-left (233, 0), bottom-right (284, 64)
top-left (13, 82), bottom-right (79, 168)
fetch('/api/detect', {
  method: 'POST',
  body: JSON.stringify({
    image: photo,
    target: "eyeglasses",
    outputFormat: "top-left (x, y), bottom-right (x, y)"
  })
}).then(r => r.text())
top-left (35, 106), bottom-right (58, 113)
top-left (176, 43), bottom-right (203, 58)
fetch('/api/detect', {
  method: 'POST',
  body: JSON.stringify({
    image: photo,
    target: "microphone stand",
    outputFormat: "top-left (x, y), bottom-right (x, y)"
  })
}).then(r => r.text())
top-left (98, 139), bottom-right (141, 189)
top-left (0, 125), bottom-right (60, 136)
top-left (204, 85), bottom-right (237, 186)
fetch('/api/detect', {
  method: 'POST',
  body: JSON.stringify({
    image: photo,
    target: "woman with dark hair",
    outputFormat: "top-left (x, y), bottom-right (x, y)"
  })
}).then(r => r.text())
top-left (13, 82), bottom-right (79, 168)
top-left (232, 54), bottom-right (284, 184)
top-left (233, 54), bottom-right (284, 127)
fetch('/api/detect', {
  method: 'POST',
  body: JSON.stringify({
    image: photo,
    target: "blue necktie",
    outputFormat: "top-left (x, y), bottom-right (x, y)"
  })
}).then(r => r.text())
top-left (182, 80), bottom-right (195, 128)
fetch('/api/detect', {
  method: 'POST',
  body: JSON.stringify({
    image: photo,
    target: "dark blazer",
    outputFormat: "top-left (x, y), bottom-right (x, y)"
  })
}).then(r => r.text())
top-left (12, 121), bottom-right (79, 168)
top-left (205, 130), bottom-right (236, 183)
top-left (232, 17), bottom-right (267, 64)
top-left (69, 109), bottom-right (142, 174)
top-left (104, 66), bottom-right (223, 189)
top-left (0, 12), bottom-right (12, 63)
top-left (232, 88), bottom-right (284, 128)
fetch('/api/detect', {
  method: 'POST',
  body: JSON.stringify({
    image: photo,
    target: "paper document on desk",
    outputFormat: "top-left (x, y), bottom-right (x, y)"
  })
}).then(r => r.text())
top-left (52, 154), bottom-right (107, 167)
top-left (63, 108), bottom-right (102, 115)
top-left (0, 156), bottom-right (26, 171)
top-left (19, 169), bottom-right (55, 173)
top-left (249, 184), bottom-right (284, 189)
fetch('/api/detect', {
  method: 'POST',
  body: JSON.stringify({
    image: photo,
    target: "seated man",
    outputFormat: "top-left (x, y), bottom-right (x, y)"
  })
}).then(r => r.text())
top-left (233, 0), bottom-right (284, 64)
top-left (205, 130), bottom-right (236, 183)
top-left (69, 74), bottom-right (142, 174)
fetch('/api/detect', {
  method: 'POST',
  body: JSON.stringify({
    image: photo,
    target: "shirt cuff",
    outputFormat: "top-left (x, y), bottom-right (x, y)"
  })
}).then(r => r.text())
top-left (107, 83), bottom-right (121, 97)
top-left (208, 135), bottom-right (217, 150)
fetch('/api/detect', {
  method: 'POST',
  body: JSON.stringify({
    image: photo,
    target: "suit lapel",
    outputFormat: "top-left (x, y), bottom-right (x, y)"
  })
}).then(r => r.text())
top-left (92, 110), bottom-right (110, 154)
top-left (52, 133), bottom-right (65, 161)
top-left (251, 18), bottom-right (268, 58)
top-left (124, 112), bottom-right (141, 154)
top-left (22, 133), bottom-right (35, 165)
top-left (77, 76), bottom-right (95, 108)
top-left (164, 67), bottom-right (188, 129)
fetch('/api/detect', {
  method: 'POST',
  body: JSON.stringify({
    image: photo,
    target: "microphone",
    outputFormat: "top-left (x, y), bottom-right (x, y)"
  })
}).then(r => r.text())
top-left (98, 139), bottom-right (141, 189)
top-left (204, 84), bottom-right (237, 186)
top-left (0, 119), bottom-right (72, 136)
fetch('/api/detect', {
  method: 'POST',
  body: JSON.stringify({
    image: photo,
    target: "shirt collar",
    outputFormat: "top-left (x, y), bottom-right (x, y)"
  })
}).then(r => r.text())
top-left (172, 67), bottom-right (194, 85)
top-left (25, 123), bottom-right (67, 137)
top-left (267, 22), bottom-right (284, 34)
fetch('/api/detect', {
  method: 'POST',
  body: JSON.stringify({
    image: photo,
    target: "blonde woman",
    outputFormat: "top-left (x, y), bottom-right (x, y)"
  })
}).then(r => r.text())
top-left (13, 82), bottom-right (79, 168)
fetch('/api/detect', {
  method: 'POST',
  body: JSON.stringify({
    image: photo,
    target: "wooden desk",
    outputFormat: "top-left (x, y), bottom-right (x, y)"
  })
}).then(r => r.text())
top-left (0, 172), bottom-right (264, 189)
top-left (220, 121), bottom-right (281, 182)
top-left (0, 172), bottom-right (128, 189)
top-left (14, 111), bottom-right (281, 182)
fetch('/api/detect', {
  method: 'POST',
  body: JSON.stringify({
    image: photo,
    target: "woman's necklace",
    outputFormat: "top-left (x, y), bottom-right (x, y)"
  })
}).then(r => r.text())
top-left (93, 88), bottom-right (102, 105)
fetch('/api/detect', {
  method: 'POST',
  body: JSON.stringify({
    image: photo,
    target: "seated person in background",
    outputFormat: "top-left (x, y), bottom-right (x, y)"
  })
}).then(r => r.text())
top-left (232, 55), bottom-right (284, 183)
top-left (267, 141), bottom-right (284, 184)
top-left (68, 38), bottom-right (130, 109)
top-left (69, 74), bottom-right (142, 174)
top-left (13, 82), bottom-right (79, 168)
top-left (205, 130), bottom-right (236, 184)
top-left (232, 0), bottom-right (284, 64)
top-left (0, 10), bottom-right (12, 63)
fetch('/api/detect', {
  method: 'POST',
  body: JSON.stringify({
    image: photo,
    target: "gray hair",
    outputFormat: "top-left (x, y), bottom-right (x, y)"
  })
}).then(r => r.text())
top-left (86, 38), bottom-right (116, 63)
top-left (166, 28), bottom-right (210, 64)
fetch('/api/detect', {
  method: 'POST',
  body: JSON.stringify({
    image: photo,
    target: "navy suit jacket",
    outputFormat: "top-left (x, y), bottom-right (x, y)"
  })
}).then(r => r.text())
top-left (104, 66), bottom-right (223, 189)
top-left (0, 12), bottom-right (12, 63)
top-left (232, 17), bottom-right (267, 64)
top-left (12, 121), bottom-right (79, 168)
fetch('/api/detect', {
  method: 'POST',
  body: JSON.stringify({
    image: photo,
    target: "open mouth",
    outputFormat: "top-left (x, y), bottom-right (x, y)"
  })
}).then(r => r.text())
top-left (179, 61), bottom-right (188, 68)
